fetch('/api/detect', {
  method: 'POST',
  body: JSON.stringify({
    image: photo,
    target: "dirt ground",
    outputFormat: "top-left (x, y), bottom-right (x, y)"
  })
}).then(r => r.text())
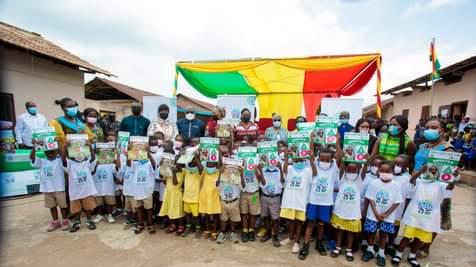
top-left (1, 184), bottom-right (475, 267)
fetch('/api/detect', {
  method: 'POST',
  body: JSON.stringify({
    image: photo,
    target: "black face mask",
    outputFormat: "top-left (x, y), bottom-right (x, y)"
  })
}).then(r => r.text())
top-left (132, 107), bottom-right (142, 116)
top-left (159, 112), bottom-right (169, 120)
top-left (241, 115), bottom-right (250, 123)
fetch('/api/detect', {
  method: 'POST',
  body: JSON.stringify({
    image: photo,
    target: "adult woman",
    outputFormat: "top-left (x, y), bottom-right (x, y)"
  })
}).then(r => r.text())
top-left (233, 108), bottom-right (259, 143)
top-left (371, 115), bottom-right (416, 163)
top-left (205, 106), bottom-right (226, 137)
top-left (354, 118), bottom-right (377, 154)
top-left (49, 97), bottom-right (86, 147)
top-left (83, 107), bottom-right (104, 143)
top-left (264, 113), bottom-right (288, 142)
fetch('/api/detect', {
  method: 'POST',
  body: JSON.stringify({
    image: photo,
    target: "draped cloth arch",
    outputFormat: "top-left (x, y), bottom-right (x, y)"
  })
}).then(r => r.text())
top-left (175, 53), bottom-right (382, 127)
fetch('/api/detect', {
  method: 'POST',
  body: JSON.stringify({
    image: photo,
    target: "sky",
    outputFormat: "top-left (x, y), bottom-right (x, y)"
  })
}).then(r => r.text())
top-left (1, 0), bottom-right (475, 107)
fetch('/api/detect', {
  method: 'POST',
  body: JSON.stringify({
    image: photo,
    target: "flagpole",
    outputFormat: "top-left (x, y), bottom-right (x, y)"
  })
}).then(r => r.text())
top-left (430, 37), bottom-right (435, 118)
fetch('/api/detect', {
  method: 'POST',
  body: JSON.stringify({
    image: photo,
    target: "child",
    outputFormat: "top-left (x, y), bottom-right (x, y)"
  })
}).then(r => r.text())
top-left (216, 157), bottom-right (244, 244)
top-left (182, 154), bottom-right (203, 237)
top-left (127, 140), bottom-right (157, 234)
top-left (62, 139), bottom-right (98, 232)
top-left (30, 139), bottom-right (69, 232)
top-left (149, 134), bottom-right (164, 224)
top-left (300, 148), bottom-right (339, 259)
top-left (279, 150), bottom-right (316, 254)
top-left (256, 160), bottom-right (284, 247)
top-left (198, 161), bottom-right (222, 240)
top-left (391, 165), bottom-right (455, 267)
top-left (121, 153), bottom-right (137, 229)
top-left (330, 162), bottom-right (363, 261)
top-left (361, 161), bottom-right (402, 266)
top-left (159, 148), bottom-right (185, 233)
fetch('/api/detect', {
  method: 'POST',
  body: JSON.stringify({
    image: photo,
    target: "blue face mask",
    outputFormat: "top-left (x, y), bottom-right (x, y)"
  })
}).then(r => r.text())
top-left (27, 107), bottom-right (37, 115)
top-left (187, 166), bottom-right (199, 173)
top-left (388, 125), bottom-right (400, 136)
top-left (65, 106), bottom-right (78, 117)
top-left (294, 161), bottom-right (306, 170)
top-left (340, 119), bottom-right (349, 125)
top-left (423, 129), bottom-right (440, 141)
top-left (206, 167), bottom-right (217, 174)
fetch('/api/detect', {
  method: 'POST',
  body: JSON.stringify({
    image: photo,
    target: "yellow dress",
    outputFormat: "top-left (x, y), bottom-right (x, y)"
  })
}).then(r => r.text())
top-left (159, 171), bottom-right (185, 219)
top-left (198, 171), bottom-right (221, 214)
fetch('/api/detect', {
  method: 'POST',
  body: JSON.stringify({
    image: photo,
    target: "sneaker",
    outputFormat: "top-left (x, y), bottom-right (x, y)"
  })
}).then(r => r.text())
top-left (386, 246), bottom-right (396, 257)
top-left (112, 209), bottom-right (122, 217)
top-left (61, 219), bottom-right (70, 231)
top-left (47, 220), bottom-right (61, 232)
top-left (260, 233), bottom-right (271, 242)
top-left (134, 224), bottom-right (144, 234)
top-left (292, 242), bottom-right (300, 253)
top-left (230, 232), bottom-right (240, 243)
top-left (216, 232), bottom-right (226, 244)
top-left (298, 243), bottom-right (310, 260)
top-left (248, 230), bottom-right (256, 241)
top-left (272, 235), bottom-right (281, 247)
top-left (86, 220), bottom-right (96, 230)
top-left (280, 238), bottom-right (291, 246)
top-left (92, 214), bottom-right (104, 224)
top-left (147, 225), bottom-right (156, 234)
top-left (106, 214), bottom-right (116, 224)
top-left (69, 221), bottom-right (80, 233)
top-left (257, 227), bottom-right (267, 238)
top-left (241, 231), bottom-right (249, 243)
top-left (316, 241), bottom-right (328, 256)
top-left (361, 250), bottom-right (375, 262)
top-left (377, 255), bottom-right (386, 266)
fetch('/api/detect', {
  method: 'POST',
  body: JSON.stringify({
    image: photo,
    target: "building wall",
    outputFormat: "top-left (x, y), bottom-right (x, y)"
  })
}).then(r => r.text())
top-left (1, 45), bottom-right (85, 121)
top-left (84, 99), bottom-right (132, 120)
top-left (391, 68), bottom-right (476, 137)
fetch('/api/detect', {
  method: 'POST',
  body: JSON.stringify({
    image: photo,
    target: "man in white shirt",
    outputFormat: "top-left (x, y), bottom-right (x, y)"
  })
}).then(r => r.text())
top-left (147, 104), bottom-right (178, 141)
top-left (15, 101), bottom-right (48, 148)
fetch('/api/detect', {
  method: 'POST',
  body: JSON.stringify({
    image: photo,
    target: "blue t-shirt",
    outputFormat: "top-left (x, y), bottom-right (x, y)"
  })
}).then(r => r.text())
top-left (414, 143), bottom-right (447, 171)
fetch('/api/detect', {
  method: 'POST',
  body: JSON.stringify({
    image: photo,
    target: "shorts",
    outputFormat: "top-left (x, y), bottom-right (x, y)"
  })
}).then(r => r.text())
top-left (44, 191), bottom-right (68, 209)
top-left (133, 196), bottom-right (153, 210)
top-left (330, 214), bottom-right (362, 233)
top-left (240, 191), bottom-right (261, 215)
top-left (306, 204), bottom-right (332, 223)
top-left (260, 195), bottom-right (281, 220)
top-left (403, 225), bottom-right (433, 243)
top-left (280, 208), bottom-right (306, 222)
top-left (95, 196), bottom-right (116, 206)
top-left (364, 218), bottom-right (396, 234)
top-left (184, 202), bottom-right (199, 217)
top-left (220, 199), bottom-right (241, 222)
top-left (124, 196), bottom-right (136, 213)
top-left (70, 196), bottom-right (97, 214)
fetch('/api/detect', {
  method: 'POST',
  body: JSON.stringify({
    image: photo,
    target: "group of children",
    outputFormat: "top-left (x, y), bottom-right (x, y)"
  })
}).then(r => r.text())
top-left (33, 130), bottom-right (455, 267)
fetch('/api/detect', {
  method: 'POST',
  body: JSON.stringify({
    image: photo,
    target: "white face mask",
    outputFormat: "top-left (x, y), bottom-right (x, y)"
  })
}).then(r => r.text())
top-left (149, 145), bottom-right (159, 153)
top-left (370, 166), bottom-right (378, 175)
top-left (380, 172), bottom-right (393, 181)
top-left (394, 166), bottom-right (402, 174)
top-left (345, 172), bottom-right (359, 181)
top-left (175, 141), bottom-right (183, 148)
top-left (185, 113), bottom-right (195, 121)
top-left (273, 120), bottom-right (281, 128)
top-left (319, 161), bottom-right (331, 169)
top-left (359, 129), bottom-right (369, 134)
top-left (158, 139), bottom-right (164, 146)
top-left (87, 117), bottom-right (97, 124)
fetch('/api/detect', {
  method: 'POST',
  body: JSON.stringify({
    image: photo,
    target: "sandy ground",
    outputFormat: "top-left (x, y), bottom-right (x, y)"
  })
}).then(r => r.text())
top-left (1, 184), bottom-right (475, 267)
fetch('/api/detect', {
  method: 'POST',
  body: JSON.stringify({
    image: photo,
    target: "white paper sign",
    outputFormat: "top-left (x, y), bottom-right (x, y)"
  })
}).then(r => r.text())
top-left (217, 95), bottom-right (256, 125)
top-left (321, 98), bottom-right (363, 126)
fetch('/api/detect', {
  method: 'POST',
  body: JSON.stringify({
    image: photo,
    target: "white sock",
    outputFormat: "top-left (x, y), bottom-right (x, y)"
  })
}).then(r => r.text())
top-left (378, 248), bottom-right (385, 257)
top-left (367, 246), bottom-right (375, 254)
top-left (409, 252), bottom-right (416, 259)
top-left (362, 240), bottom-right (369, 246)
top-left (395, 251), bottom-right (402, 258)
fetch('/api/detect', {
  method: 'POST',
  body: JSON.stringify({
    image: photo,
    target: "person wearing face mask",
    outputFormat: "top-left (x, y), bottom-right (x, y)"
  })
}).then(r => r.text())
top-left (392, 164), bottom-right (455, 267)
top-left (234, 108), bottom-right (259, 143)
top-left (205, 106), bottom-right (226, 137)
top-left (49, 97), bottom-right (86, 148)
top-left (361, 161), bottom-right (402, 266)
top-left (83, 108), bottom-right (104, 143)
top-left (15, 101), bottom-right (48, 149)
top-left (354, 118), bottom-right (377, 154)
top-left (119, 102), bottom-right (150, 136)
top-left (337, 111), bottom-right (354, 140)
top-left (147, 104), bottom-right (178, 141)
top-left (176, 107), bottom-right (205, 141)
top-left (371, 115), bottom-right (416, 163)
top-left (265, 113), bottom-right (288, 142)
top-left (100, 113), bottom-right (120, 135)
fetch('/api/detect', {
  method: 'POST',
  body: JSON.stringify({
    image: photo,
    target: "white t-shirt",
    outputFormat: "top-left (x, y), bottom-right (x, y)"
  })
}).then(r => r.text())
top-left (94, 164), bottom-right (116, 196)
top-left (365, 178), bottom-right (403, 223)
top-left (361, 172), bottom-right (378, 209)
top-left (402, 179), bottom-right (448, 233)
top-left (309, 161), bottom-right (339, 206)
top-left (65, 159), bottom-right (98, 200)
top-left (242, 170), bottom-right (259, 193)
top-left (280, 165), bottom-right (312, 212)
top-left (129, 161), bottom-right (156, 200)
top-left (393, 172), bottom-right (412, 220)
top-left (32, 157), bottom-right (65, 193)
top-left (122, 165), bottom-right (134, 196)
top-left (260, 167), bottom-right (283, 196)
top-left (150, 150), bottom-right (163, 192)
top-left (333, 175), bottom-right (363, 220)
top-left (219, 181), bottom-right (242, 201)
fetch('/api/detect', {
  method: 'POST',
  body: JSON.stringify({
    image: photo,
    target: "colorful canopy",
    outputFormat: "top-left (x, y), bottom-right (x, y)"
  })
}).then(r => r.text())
top-left (175, 53), bottom-right (382, 127)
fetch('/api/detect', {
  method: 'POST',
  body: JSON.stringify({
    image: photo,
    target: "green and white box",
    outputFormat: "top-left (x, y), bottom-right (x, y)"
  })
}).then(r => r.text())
top-left (238, 146), bottom-right (258, 172)
top-left (427, 150), bottom-right (462, 183)
top-left (343, 132), bottom-right (369, 163)
top-left (315, 117), bottom-right (338, 145)
top-left (288, 132), bottom-right (311, 158)
top-left (200, 137), bottom-right (220, 163)
top-left (32, 127), bottom-right (58, 151)
top-left (258, 141), bottom-right (279, 166)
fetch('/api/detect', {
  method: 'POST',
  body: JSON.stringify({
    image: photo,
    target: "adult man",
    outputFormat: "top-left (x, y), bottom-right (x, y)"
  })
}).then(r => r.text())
top-left (337, 111), bottom-right (354, 138)
top-left (147, 104), bottom-right (178, 141)
top-left (264, 113), bottom-right (288, 142)
top-left (119, 102), bottom-right (150, 136)
top-left (458, 116), bottom-right (471, 133)
top-left (177, 107), bottom-right (205, 140)
top-left (15, 101), bottom-right (48, 148)
top-left (101, 113), bottom-right (120, 134)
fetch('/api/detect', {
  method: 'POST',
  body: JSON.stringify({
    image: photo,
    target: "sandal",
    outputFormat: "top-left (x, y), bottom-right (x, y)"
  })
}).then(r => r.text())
top-left (209, 232), bottom-right (218, 241)
top-left (345, 248), bottom-right (354, 261)
top-left (176, 225), bottom-right (185, 236)
top-left (391, 255), bottom-right (401, 266)
top-left (202, 230), bottom-right (210, 239)
top-left (134, 224), bottom-right (144, 234)
top-left (147, 225), bottom-right (156, 234)
top-left (407, 257), bottom-right (421, 267)
top-left (166, 224), bottom-right (177, 233)
top-left (417, 250), bottom-right (428, 259)
top-left (330, 247), bottom-right (342, 258)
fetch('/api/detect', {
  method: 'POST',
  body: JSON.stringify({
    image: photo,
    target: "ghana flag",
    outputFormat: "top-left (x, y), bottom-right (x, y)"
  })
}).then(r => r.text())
top-left (176, 53), bottom-right (382, 126)
top-left (430, 38), bottom-right (441, 80)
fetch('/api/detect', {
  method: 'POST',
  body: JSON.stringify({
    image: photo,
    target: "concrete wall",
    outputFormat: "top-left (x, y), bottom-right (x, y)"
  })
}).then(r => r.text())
top-left (391, 68), bottom-right (476, 137)
top-left (1, 45), bottom-right (85, 121)
top-left (84, 99), bottom-right (132, 120)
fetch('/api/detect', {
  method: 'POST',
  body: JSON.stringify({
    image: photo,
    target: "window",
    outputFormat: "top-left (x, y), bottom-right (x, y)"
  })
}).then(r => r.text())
top-left (0, 93), bottom-right (15, 122)
top-left (402, 109), bottom-right (409, 119)
top-left (421, 105), bottom-right (430, 120)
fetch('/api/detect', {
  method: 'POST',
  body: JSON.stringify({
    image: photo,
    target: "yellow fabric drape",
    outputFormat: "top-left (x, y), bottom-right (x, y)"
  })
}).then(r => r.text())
top-left (258, 93), bottom-right (303, 129)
